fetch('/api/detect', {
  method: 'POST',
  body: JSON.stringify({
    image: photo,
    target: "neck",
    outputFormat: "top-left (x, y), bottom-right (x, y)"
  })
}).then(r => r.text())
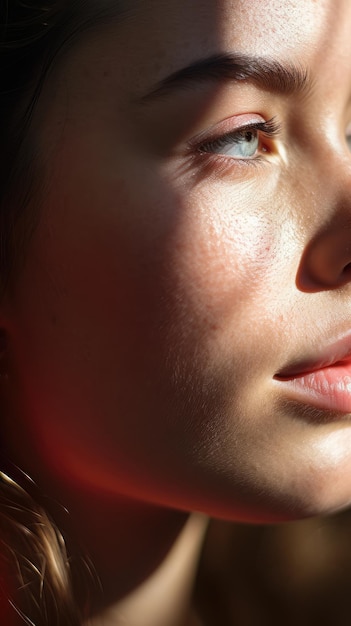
top-left (44, 482), bottom-right (208, 625)
top-left (87, 512), bottom-right (208, 626)
top-left (8, 455), bottom-right (209, 625)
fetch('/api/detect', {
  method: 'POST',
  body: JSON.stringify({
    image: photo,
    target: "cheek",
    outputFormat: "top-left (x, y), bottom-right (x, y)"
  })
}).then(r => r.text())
top-left (5, 163), bottom-right (282, 499)
top-left (164, 187), bottom-right (279, 334)
top-left (4, 176), bottom-right (174, 480)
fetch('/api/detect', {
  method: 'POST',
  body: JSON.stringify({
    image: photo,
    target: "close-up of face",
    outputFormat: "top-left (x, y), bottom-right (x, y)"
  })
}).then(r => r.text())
top-left (3, 0), bottom-right (351, 528)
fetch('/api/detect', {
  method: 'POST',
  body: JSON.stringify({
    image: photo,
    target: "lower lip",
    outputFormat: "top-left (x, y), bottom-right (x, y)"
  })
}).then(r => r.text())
top-left (275, 364), bottom-right (351, 413)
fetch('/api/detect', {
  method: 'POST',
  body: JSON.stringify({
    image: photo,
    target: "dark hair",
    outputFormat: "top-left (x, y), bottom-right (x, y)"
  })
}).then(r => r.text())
top-left (0, 2), bottom-right (129, 623)
top-left (1, 0), bottom-right (131, 288)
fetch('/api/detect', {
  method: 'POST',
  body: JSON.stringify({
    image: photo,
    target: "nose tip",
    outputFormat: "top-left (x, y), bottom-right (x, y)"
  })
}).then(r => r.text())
top-left (297, 226), bottom-right (351, 292)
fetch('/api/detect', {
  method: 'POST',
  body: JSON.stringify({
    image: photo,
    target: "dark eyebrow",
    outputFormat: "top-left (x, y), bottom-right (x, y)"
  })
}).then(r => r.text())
top-left (141, 53), bottom-right (310, 101)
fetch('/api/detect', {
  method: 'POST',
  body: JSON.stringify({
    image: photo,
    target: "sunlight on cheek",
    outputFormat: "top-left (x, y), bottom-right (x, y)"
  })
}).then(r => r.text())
top-left (167, 200), bottom-right (277, 326)
top-left (201, 207), bottom-right (275, 288)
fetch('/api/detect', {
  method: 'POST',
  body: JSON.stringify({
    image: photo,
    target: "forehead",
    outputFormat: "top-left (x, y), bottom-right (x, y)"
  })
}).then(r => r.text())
top-left (137, 0), bottom-right (329, 56)
top-left (66, 0), bottom-right (350, 97)
top-left (41, 0), bottom-right (351, 131)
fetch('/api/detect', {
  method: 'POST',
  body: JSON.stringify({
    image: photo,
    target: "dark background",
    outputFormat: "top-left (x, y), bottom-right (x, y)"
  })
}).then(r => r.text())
top-left (195, 508), bottom-right (351, 625)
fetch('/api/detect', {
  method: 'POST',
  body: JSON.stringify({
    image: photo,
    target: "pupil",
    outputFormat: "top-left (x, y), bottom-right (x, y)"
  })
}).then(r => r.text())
top-left (244, 130), bottom-right (254, 142)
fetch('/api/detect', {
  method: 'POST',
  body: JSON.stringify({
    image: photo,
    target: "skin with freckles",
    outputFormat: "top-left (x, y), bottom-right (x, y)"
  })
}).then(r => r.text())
top-left (3, 0), bottom-right (351, 617)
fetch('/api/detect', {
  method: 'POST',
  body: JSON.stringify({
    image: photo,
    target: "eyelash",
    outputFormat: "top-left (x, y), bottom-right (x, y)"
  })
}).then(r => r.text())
top-left (194, 117), bottom-right (281, 167)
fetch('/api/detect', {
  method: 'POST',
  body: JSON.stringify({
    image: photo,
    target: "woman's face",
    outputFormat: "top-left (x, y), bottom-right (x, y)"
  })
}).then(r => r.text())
top-left (4, 0), bottom-right (351, 522)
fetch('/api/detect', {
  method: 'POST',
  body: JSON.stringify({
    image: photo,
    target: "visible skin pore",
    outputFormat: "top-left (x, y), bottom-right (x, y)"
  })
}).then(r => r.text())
top-left (3, 0), bottom-right (351, 623)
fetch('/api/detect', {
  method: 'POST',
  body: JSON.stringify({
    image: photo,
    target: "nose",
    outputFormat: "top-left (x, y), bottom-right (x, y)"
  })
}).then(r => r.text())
top-left (297, 156), bottom-right (351, 292)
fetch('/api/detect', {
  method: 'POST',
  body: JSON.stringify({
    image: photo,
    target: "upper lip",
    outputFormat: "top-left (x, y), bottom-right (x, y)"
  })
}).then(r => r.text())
top-left (275, 330), bottom-right (351, 379)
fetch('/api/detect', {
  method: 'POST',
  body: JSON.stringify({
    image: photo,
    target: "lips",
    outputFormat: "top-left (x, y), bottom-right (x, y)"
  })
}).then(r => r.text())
top-left (274, 333), bottom-right (351, 413)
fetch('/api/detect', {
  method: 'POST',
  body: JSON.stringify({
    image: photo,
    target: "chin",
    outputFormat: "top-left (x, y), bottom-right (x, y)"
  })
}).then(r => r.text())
top-left (194, 462), bottom-right (351, 525)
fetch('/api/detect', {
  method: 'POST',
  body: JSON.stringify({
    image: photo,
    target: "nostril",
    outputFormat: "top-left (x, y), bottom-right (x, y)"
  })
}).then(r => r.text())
top-left (342, 262), bottom-right (351, 275)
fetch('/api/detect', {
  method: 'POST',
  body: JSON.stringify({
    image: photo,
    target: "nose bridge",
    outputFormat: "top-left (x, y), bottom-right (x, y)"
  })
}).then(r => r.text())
top-left (315, 114), bottom-right (351, 199)
top-left (329, 145), bottom-right (351, 202)
top-left (296, 142), bottom-right (351, 292)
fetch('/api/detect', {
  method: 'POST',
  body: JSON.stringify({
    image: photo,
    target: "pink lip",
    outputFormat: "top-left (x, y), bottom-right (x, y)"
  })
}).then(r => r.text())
top-left (274, 333), bottom-right (351, 413)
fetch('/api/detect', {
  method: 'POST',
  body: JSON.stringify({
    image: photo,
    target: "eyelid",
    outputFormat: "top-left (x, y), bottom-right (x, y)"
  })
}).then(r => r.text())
top-left (191, 117), bottom-right (281, 162)
top-left (187, 113), bottom-right (269, 149)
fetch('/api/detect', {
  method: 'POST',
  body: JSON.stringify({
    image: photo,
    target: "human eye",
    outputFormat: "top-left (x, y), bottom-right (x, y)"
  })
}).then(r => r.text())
top-left (346, 123), bottom-right (351, 151)
top-left (197, 117), bottom-right (281, 162)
